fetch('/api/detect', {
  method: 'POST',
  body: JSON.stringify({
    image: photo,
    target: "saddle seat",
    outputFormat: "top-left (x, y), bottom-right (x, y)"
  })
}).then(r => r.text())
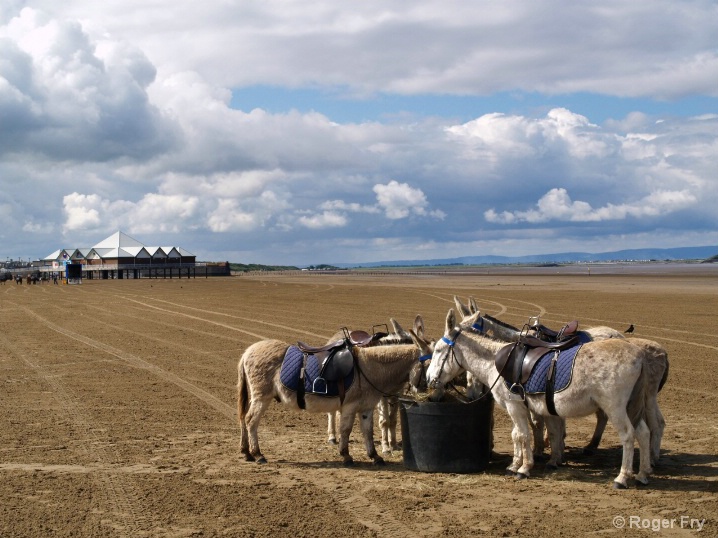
top-left (530, 319), bottom-right (579, 342)
top-left (296, 330), bottom-right (384, 355)
top-left (495, 334), bottom-right (579, 387)
top-left (297, 339), bottom-right (355, 382)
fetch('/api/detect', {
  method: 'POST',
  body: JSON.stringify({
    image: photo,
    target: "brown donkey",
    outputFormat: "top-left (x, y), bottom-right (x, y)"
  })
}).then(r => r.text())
top-left (237, 339), bottom-right (427, 465)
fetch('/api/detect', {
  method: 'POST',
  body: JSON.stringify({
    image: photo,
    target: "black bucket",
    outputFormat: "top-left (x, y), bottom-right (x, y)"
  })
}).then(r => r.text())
top-left (400, 396), bottom-right (493, 473)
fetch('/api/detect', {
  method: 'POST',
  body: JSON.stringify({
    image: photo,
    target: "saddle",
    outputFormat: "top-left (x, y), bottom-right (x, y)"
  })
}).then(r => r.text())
top-left (293, 325), bottom-right (392, 407)
top-left (494, 333), bottom-right (579, 415)
top-left (296, 329), bottom-right (383, 355)
top-left (296, 339), bottom-right (354, 388)
top-left (529, 319), bottom-right (579, 342)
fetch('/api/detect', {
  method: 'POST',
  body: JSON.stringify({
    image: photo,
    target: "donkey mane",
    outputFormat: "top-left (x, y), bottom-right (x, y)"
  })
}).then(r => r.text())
top-left (462, 328), bottom-right (510, 352)
top-left (373, 332), bottom-right (411, 346)
top-left (483, 313), bottom-right (521, 332)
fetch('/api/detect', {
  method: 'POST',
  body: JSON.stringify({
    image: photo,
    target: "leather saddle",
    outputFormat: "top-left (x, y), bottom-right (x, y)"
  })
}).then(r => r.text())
top-left (529, 319), bottom-right (579, 343)
top-left (495, 333), bottom-right (579, 394)
top-left (296, 340), bottom-right (354, 390)
top-left (295, 325), bottom-right (391, 397)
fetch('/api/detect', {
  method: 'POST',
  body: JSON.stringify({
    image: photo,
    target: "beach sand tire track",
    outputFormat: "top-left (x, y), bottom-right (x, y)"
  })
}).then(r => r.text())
top-left (0, 309), bottom-right (151, 536)
top-left (10, 302), bottom-right (435, 536)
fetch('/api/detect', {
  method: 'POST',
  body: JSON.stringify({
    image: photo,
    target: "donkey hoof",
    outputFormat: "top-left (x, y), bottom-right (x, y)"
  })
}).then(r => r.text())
top-left (515, 472), bottom-right (529, 480)
top-left (243, 453), bottom-right (255, 462)
top-left (545, 463), bottom-right (559, 472)
top-left (256, 456), bottom-right (267, 464)
top-left (328, 439), bottom-right (338, 445)
top-left (373, 458), bottom-right (386, 466)
top-left (343, 459), bottom-right (355, 467)
top-left (505, 469), bottom-right (517, 477)
top-left (613, 481), bottom-right (628, 490)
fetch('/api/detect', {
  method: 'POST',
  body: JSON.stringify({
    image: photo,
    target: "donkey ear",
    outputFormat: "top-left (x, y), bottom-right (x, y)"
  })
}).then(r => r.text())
top-left (413, 315), bottom-right (425, 339)
top-left (468, 296), bottom-right (479, 314)
top-left (453, 296), bottom-right (470, 318)
top-left (466, 310), bottom-right (481, 326)
top-left (390, 318), bottom-right (405, 335)
top-left (445, 309), bottom-right (456, 333)
top-left (408, 329), bottom-right (431, 354)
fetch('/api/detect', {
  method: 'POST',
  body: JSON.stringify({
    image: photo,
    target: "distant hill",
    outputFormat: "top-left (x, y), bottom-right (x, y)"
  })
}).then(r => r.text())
top-left (229, 262), bottom-right (300, 272)
top-left (328, 245), bottom-right (718, 269)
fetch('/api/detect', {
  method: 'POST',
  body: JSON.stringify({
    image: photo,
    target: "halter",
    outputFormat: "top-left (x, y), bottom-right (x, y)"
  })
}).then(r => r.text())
top-left (432, 326), bottom-right (464, 386)
top-left (433, 323), bottom-right (504, 403)
top-left (470, 318), bottom-right (485, 334)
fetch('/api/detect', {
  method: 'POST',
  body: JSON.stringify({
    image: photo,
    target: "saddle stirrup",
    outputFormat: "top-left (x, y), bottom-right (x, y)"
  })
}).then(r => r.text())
top-left (312, 377), bottom-right (329, 395)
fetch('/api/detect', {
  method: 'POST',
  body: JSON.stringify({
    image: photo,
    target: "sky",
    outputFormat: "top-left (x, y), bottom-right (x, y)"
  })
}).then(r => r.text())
top-left (1, 1), bottom-right (717, 266)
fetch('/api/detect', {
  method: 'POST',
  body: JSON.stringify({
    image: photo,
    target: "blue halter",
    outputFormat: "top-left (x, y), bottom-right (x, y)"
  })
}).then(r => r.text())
top-left (433, 326), bottom-right (463, 386)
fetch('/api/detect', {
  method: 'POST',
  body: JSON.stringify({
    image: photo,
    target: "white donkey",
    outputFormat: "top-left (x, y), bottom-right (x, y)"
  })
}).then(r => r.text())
top-left (454, 296), bottom-right (667, 465)
top-left (425, 309), bottom-right (653, 488)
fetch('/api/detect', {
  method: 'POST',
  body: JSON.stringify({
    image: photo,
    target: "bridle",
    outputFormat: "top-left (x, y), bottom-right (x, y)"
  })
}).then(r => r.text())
top-left (431, 323), bottom-right (504, 403)
top-left (431, 325), bottom-right (465, 388)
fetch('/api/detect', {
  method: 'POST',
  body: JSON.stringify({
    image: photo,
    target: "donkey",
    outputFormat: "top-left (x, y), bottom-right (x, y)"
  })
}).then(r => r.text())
top-left (237, 338), bottom-right (428, 466)
top-left (426, 309), bottom-right (653, 488)
top-left (325, 316), bottom-right (429, 454)
top-left (454, 296), bottom-right (667, 465)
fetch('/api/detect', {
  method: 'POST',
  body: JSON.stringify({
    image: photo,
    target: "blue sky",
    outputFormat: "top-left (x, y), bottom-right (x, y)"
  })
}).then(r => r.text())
top-left (1, 1), bottom-right (717, 266)
top-left (231, 87), bottom-right (717, 125)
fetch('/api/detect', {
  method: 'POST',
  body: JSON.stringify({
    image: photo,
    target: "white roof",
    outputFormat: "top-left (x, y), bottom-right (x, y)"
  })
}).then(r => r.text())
top-left (43, 231), bottom-right (194, 261)
top-left (93, 231), bottom-right (145, 249)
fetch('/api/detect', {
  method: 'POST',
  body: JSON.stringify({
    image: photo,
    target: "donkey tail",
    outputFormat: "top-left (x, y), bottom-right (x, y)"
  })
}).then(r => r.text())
top-left (658, 355), bottom-right (669, 393)
top-left (626, 361), bottom-right (648, 428)
top-left (237, 356), bottom-right (249, 423)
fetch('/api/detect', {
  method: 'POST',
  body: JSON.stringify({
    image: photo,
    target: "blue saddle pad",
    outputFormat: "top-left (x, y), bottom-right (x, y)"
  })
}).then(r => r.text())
top-left (512, 343), bottom-right (583, 395)
top-left (576, 331), bottom-right (593, 344)
top-left (279, 345), bottom-right (354, 397)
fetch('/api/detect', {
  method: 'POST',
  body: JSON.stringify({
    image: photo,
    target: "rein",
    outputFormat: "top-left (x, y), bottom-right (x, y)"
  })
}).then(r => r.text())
top-left (354, 351), bottom-right (432, 399)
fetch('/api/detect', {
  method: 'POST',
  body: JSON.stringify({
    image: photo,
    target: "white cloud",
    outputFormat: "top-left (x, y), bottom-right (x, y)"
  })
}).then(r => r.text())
top-left (485, 187), bottom-right (697, 224)
top-left (374, 180), bottom-right (431, 219)
top-left (0, 4), bottom-right (716, 265)
top-left (0, 8), bottom-right (176, 160)
top-left (26, 1), bottom-right (718, 99)
top-left (63, 193), bottom-right (106, 231)
top-left (297, 211), bottom-right (348, 229)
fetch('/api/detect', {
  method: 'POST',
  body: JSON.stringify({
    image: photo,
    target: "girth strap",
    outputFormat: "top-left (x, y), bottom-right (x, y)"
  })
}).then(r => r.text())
top-left (545, 352), bottom-right (559, 416)
top-left (297, 355), bottom-right (307, 410)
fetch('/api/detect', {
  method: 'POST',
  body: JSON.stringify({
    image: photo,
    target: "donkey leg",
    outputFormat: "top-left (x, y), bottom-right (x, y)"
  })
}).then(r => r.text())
top-left (238, 418), bottom-right (253, 461)
top-left (327, 411), bottom-right (339, 445)
top-left (388, 396), bottom-right (400, 451)
top-left (584, 409), bottom-right (608, 454)
top-left (634, 419), bottom-right (652, 485)
top-left (337, 410), bottom-right (357, 465)
top-left (646, 396), bottom-right (665, 466)
top-left (507, 403), bottom-right (533, 478)
top-left (544, 416), bottom-right (566, 470)
top-left (377, 398), bottom-right (392, 454)
top-left (245, 398), bottom-right (271, 463)
top-left (359, 409), bottom-right (384, 465)
top-left (465, 375), bottom-right (486, 400)
top-left (529, 411), bottom-right (546, 458)
top-left (609, 412), bottom-right (636, 488)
